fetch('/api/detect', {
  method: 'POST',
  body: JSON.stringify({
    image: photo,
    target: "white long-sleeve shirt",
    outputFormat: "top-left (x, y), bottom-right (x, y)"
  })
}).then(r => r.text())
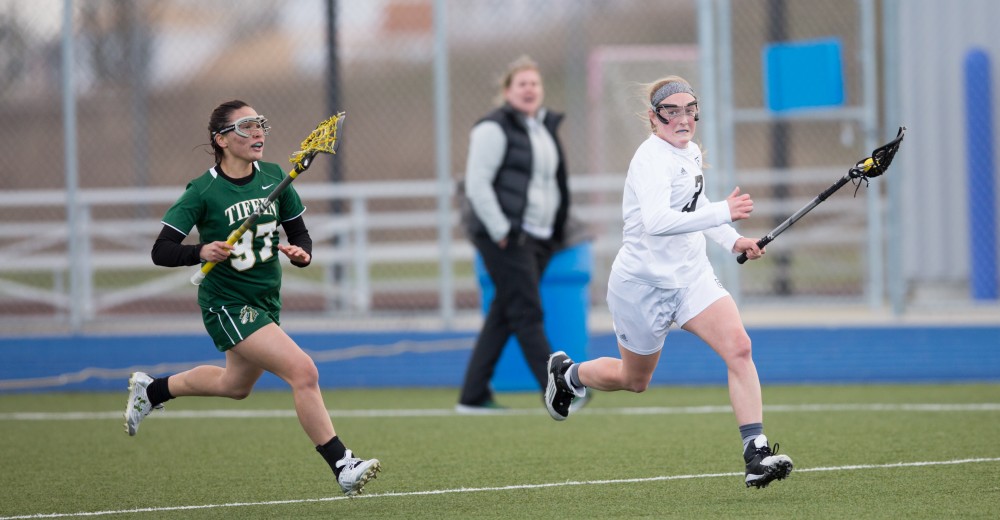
top-left (611, 135), bottom-right (741, 288)
top-left (464, 109), bottom-right (560, 242)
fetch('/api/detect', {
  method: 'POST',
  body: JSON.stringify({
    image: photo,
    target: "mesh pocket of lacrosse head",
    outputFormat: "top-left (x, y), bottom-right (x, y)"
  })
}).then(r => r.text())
top-left (289, 113), bottom-right (343, 170)
top-left (860, 126), bottom-right (905, 179)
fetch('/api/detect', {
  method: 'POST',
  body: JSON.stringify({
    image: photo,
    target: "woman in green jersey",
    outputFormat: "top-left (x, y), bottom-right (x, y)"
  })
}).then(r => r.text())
top-left (125, 100), bottom-right (380, 496)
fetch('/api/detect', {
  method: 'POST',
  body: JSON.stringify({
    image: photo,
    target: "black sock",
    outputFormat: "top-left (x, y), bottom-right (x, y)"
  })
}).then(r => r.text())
top-left (316, 436), bottom-right (347, 476)
top-left (146, 377), bottom-right (174, 408)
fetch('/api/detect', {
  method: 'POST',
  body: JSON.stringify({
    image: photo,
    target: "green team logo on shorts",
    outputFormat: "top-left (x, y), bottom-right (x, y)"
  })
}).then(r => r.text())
top-left (239, 305), bottom-right (259, 324)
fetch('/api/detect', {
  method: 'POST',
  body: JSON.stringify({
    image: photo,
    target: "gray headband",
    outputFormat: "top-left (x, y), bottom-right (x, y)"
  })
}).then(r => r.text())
top-left (651, 81), bottom-right (696, 107)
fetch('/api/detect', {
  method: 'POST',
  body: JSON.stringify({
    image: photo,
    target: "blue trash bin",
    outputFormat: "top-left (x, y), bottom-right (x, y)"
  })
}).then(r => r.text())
top-left (473, 241), bottom-right (592, 392)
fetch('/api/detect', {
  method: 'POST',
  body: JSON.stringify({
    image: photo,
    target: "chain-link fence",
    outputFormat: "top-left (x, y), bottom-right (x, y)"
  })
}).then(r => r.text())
top-left (1, 0), bottom-right (998, 333)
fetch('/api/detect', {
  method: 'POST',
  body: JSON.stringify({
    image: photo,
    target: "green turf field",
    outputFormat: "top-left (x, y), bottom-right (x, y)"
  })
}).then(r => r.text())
top-left (2, 384), bottom-right (999, 519)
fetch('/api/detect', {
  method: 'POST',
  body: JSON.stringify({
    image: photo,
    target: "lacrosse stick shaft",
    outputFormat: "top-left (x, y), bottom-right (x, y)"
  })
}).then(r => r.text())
top-left (736, 173), bottom-right (854, 264)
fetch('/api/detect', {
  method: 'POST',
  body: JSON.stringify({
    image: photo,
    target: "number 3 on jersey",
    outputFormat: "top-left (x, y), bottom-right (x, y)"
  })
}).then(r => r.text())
top-left (229, 221), bottom-right (277, 271)
top-left (681, 175), bottom-right (704, 213)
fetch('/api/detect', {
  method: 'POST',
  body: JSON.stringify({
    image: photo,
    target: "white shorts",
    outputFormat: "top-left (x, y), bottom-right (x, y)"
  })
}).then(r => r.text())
top-left (606, 269), bottom-right (729, 355)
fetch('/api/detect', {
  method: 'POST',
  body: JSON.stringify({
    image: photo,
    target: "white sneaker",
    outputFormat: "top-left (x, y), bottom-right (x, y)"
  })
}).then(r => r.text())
top-left (336, 449), bottom-right (381, 496)
top-left (123, 372), bottom-right (161, 436)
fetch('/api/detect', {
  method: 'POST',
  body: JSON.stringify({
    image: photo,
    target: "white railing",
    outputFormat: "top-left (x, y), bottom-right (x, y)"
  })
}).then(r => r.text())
top-left (0, 170), bottom-right (864, 331)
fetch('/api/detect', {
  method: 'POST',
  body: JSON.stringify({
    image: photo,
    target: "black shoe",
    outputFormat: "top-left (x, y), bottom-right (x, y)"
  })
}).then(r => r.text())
top-left (544, 351), bottom-right (584, 421)
top-left (744, 434), bottom-right (794, 488)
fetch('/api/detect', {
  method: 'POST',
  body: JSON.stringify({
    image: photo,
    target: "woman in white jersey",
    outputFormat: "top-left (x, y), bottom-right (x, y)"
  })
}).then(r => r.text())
top-left (543, 76), bottom-right (794, 489)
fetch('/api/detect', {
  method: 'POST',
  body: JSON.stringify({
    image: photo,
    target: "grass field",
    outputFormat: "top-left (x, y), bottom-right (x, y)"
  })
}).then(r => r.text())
top-left (2, 384), bottom-right (999, 519)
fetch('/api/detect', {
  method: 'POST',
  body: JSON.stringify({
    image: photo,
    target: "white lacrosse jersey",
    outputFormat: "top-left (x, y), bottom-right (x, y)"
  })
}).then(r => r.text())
top-left (611, 135), bottom-right (741, 288)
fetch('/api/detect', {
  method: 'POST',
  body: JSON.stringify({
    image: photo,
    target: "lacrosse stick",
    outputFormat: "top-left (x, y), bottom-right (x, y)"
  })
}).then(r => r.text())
top-left (737, 126), bottom-right (906, 264)
top-left (191, 112), bottom-right (345, 285)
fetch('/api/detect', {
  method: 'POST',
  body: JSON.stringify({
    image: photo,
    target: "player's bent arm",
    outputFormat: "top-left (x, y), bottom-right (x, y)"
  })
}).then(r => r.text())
top-left (641, 199), bottom-right (731, 236)
top-left (151, 225), bottom-right (204, 267)
top-left (282, 216), bottom-right (313, 267)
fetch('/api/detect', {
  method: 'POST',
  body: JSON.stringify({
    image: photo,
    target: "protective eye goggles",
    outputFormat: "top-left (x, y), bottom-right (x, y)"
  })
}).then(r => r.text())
top-left (652, 102), bottom-right (699, 124)
top-left (215, 115), bottom-right (270, 138)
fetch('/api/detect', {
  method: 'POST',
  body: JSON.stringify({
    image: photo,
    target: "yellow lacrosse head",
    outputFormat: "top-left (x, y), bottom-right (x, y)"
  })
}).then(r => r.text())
top-left (289, 112), bottom-right (345, 172)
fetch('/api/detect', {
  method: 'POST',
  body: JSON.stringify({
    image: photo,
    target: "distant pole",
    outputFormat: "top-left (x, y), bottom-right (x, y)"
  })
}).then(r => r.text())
top-left (326, 0), bottom-right (341, 175)
top-left (965, 48), bottom-right (998, 300)
top-left (433, 0), bottom-right (454, 327)
top-left (767, 0), bottom-right (792, 295)
top-left (62, 0), bottom-right (82, 331)
top-left (884, 0), bottom-right (905, 315)
top-left (326, 0), bottom-right (344, 303)
top-left (127, 0), bottom-right (150, 215)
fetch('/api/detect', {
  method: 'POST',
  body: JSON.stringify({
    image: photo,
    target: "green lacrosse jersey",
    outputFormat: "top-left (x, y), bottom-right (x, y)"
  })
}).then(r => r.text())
top-left (161, 161), bottom-right (306, 311)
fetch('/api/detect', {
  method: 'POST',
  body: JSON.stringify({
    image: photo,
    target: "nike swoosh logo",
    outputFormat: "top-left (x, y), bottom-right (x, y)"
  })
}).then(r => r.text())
top-left (262, 183), bottom-right (274, 190)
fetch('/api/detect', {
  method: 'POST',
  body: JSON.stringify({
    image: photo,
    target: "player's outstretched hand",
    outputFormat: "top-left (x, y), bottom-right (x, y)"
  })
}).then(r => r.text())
top-left (278, 244), bottom-right (311, 265)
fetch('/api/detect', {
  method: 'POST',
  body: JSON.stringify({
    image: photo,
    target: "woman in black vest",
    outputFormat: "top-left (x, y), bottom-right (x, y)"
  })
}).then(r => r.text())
top-left (457, 56), bottom-right (582, 412)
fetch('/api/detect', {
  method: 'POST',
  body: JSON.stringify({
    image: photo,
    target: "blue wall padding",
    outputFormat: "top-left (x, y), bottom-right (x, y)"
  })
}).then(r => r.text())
top-left (1, 325), bottom-right (997, 393)
top-left (964, 48), bottom-right (998, 300)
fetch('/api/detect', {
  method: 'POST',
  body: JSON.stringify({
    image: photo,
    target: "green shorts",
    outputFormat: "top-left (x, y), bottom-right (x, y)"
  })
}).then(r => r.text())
top-left (201, 304), bottom-right (281, 352)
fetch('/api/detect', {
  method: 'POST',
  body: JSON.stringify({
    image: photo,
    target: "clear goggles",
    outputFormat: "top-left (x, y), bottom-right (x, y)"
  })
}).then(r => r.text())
top-left (216, 115), bottom-right (270, 138)
top-left (653, 102), bottom-right (699, 122)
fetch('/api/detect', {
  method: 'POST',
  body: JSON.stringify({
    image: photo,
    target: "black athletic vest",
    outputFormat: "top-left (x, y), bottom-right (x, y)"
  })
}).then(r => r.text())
top-left (466, 103), bottom-right (570, 242)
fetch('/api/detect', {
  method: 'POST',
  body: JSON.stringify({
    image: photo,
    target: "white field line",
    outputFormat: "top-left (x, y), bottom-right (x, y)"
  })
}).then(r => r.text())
top-left (1, 457), bottom-right (998, 520)
top-left (1, 402), bottom-right (999, 422)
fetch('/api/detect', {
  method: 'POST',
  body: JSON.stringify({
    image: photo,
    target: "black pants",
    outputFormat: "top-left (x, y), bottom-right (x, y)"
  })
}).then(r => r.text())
top-left (458, 232), bottom-right (557, 405)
